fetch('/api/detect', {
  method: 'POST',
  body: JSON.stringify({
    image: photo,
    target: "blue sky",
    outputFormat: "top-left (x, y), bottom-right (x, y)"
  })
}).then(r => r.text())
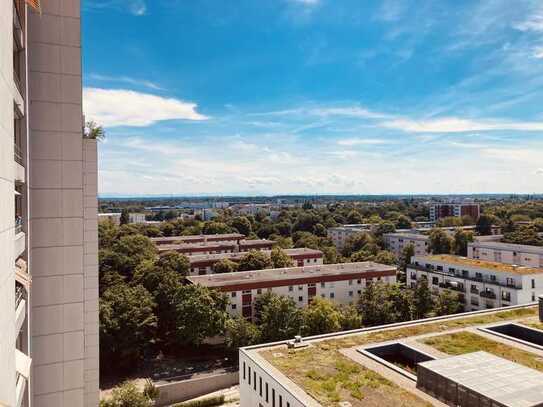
top-left (83, 0), bottom-right (543, 196)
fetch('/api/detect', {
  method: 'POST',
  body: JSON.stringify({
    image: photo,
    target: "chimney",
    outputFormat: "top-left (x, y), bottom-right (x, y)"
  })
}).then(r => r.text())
top-left (539, 295), bottom-right (543, 322)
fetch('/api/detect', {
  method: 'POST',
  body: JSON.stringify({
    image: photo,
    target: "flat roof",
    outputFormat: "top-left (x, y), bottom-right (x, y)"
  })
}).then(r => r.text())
top-left (384, 232), bottom-right (428, 240)
top-left (157, 239), bottom-right (273, 251)
top-left (187, 248), bottom-right (323, 263)
top-left (416, 254), bottom-right (542, 275)
top-left (151, 233), bottom-right (245, 242)
top-left (419, 351), bottom-right (543, 406)
top-left (187, 261), bottom-right (396, 288)
top-left (470, 240), bottom-right (543, 255)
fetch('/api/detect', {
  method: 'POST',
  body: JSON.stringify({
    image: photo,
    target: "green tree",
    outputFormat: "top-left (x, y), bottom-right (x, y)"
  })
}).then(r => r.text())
top-left (428, 228), bottom-right (452, 254)
top-left (120, 209), bottom-right (129, 225)
top-left (257, 224), bottom-right (277, 239)
top-left (475, 214), bottom-right (495, 236)
top-left (395, 215), bottom-right (412, 229)
top-left (100, 380), bottom-right (157, 407)
top-left (275, 221), bottom-right (292, 237)
top-left (203, 221), bottom-right (231, 235)
top-left (254, 292), bottom-right (303, 341)
top-left (452, 229), bottom-right (474, 256)
top-left (224, 317), bottom-right (261, 349)
top-left (434, 289), bottom-right (463, 316)
top-left (293, 212), bottom-right (321, 233)
top-left (230, 216), bottom-right (252, 236)
top-left (85, 120), bottom-right (106, 140)
top-left (342, 232), bottom-right (375, 257)
top-left (338, 305), bottom-right (362, 330)
top-left (99, 220), bottom-right (119, 247)
top-left (534, 218), bottom-right (543, 232)
top-left (100, 284), bottom-right (157, 372)
top-left (159, 222), bottom-right (175, 237)
top-left (322, 246), bottom-right (340, 264)
top-left (503, 224), bottom-right (543, 246)
top-left (173, 284), bottom-right (229, 346)
top-left (302, 297), bottom-right (342, 335)
top-left (374, 220), bottom-right (396, 238)
top-left (412, 279), bottom-right (433, 319)
top-left (213, 258), bottom-right (239, 273)
top-left (270, 247), bottom-right (294, 268)
top-left (398, 243), bottom-right (415, 284)
top-left (238, 250), bottom-right (272, 271)
top-left (313, 223), bottom-right (327, 237)
top-left (373, 250), bottom-right (397, 265)
top-left (157, 251), bottom-right (190, 276)
top-left (346, 210), bottom-right (363, 224)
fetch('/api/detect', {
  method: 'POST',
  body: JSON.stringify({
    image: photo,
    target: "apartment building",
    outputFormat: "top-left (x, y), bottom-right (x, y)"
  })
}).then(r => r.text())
top-left (383, 233), bottom-right (429, 258)
top-left (327, 224), bottom-right (372, 249)
top-left (429, 202), bottom-right (480, 222)
top-left (468, 241), bottom-right (543, 269)
top-left (151, 233), bottom-right (245, 246)
top-left (1, 1), bottom-right (99, 406)
top-left (239, 302), bottom-right (542, 407)
top-left (128, 213), bottom-right (145, 224)
top-left (157, 239), bottom-right (275, 256)
top-left (407, 255), bottom-right (543, 311)
top-left (97, 212), bottom-right (121, 225)
top-left (187, 248), bottom-right (324, 275)
top-left (187, 262), bottom-right (397, 320)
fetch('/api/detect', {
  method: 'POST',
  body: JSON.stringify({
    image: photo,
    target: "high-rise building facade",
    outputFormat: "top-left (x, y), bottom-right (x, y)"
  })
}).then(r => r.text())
top-left (1, 1), bottom-right (99, 406)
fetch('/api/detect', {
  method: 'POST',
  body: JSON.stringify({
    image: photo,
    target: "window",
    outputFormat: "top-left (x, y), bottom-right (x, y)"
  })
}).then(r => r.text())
top-left (489, 275), bottom-right (496, 282)
top-left (243, 290), bottom-right (251, 294)
top-left (298, 296), bottom-right (303, 302)
top-left (257, 288), bottom-right (262, 294)
top-left (357, 279), bottom-right (361, 284)
top-left (279, 395), bottom-right (283, 407)
top-left (475, 272), bottom-right (483, 280)
top-left (231, 292), bottom-right (237, 298)
top-left (289, 286), bottom-right (293, 292)
top-left (259, 377), bottom-right (262, 396)
top-left (298, 285), bottom-right (303, 290)
top-left (349, 280), bottom-right (353, 285)
top-left (253, 372), bottom-right (256, 390)
top-left (243, 362), bottom-right (246, 380)
top-left (532, 279), bottom-right (536, 289)
top-left (330, 292), bottom-right (335, 299)
top-left (265, 383), bottom-right (268, 402)
top-left (532, 293), bottom-right (536, 302)
top-left (357, 290), bottom-right (361, 295)
top-left (348, 291), bottom-right (353, 297)
top-left (321, 282), bottom-right (325, 288)
top-left (272, 389), bottom-right (275, 407)
top-left (248, 367), bottom-right (251, 385)
top-left (432, 277), bottom-right (439, 285)
top-left (232, 304), bottom-right (237, 310)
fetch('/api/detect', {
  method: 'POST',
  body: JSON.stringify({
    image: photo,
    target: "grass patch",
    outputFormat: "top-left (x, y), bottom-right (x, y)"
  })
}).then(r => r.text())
top-left (261, 307), bottom-right (536, 407)
top-left (421, 331), bottom-right (543, 372)
top-left (521, 319), bottom-right (543, 331)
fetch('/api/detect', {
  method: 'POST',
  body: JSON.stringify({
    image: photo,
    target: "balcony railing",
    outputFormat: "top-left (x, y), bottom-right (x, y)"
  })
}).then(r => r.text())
top-left (14, 143), bottom-right (23, 165)
top-left (409, 264), bottom-right (522, 290)
top-left (479, 290), bottom-right (497, 299)
top-left (439, 282), bottom-right (465, 293)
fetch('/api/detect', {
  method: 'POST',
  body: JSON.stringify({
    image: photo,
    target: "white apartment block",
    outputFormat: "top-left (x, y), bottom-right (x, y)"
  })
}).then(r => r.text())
top-left (327, 225), bottom-right (372, 249)
top-left (187, 262), bottom-right (397, 320)
top-left (187, 248), bottom-right (324, 276)
top-left (383, 232), bottom-right (429, 258)
top-left (1, 1), bottom-right (99, 406)
top-left (128, 212), bottom-right (146, 224)
top-left (407, 255), bottom-right (543, 311)
top-left (468, 241), bottom-right (543, 269)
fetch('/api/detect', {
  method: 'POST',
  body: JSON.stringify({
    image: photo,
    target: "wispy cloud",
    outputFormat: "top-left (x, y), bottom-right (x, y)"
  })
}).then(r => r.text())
top-left (83, 88), bottom-right (208, 127)
top-left (337, 138), bottom-right (390, 146)
top-left (89, 74), bottom-right (163, 90)
top-left (85, 0), bottom-right (147, 16)
top-left (381, 117), bottom-right (543, 133)
top-left (287, 0), bottom-right (320, 5)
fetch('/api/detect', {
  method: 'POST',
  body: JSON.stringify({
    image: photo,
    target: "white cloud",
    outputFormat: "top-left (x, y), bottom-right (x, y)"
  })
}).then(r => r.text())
top-left (310, 106), bottom-right (388, 119)
top-left (129, 0), bottom-right (146, 15)
top-left (83, 88), bottom-right (208, 127)
top-left (287, 0), bottom-right (320, 5)
top-left (89, 74), bottom-right (163, 90)
top-left (337, 138), bottom-right (390, 146)
top-left (514, 10), bottom-right (543, 32)
top-left (536, 168), bottom-right (543, 175)
top-left (533, 46), bottom-right (543, 58)
top-left (381, 117), bottom-right (543, 133)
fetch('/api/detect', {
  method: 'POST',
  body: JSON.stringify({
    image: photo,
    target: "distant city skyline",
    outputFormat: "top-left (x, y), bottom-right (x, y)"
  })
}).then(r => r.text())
top-left (83, 0), bottom-right (543, 195)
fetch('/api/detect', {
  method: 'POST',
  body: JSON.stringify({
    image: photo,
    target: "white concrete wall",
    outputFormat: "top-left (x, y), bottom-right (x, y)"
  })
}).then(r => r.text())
top-left (27, 1), bottom-right (94, 405)
top-left (0, 0), bottom-right (17, 404)
top-left (468, 243), bottom-right (543, 269)
top-left (384, 234), bottom-right (429, 257)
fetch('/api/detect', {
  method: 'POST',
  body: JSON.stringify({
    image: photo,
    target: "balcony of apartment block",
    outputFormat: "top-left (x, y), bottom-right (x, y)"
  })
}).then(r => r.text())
top-left (409, 264), bottom-right (523, 290)
top-left (438, 281), bottom-right (465, 293)
top-left (14, 140), bottom-right (25, 183)
top-left (15, 282), bottom-right (26, 335)
top-left (12, 8), bottom-right (25, 115)
top-left (479, 290), bottom-right (497, 300)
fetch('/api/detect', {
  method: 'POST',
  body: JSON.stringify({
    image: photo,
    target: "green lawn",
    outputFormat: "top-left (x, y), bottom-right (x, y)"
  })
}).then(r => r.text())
top-left (261, 307), bottom-right (536, 407)
top-left (421, 331), bottom-right (543, 372)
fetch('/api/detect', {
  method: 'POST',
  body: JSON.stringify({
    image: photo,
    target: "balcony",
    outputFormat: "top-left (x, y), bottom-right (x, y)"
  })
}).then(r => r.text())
top-left (14, 228), bottom-right (25, 259)
top-left (15, 284), bottom-right (26, 334)
top-left (479, 290), bottom-right (497, 300)
top-left (438, 282), bottom-right (465, 293)
top-left (408, 264), bottom-right (522, 290)
top-left (470, 287), bottom-right (479, 295)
